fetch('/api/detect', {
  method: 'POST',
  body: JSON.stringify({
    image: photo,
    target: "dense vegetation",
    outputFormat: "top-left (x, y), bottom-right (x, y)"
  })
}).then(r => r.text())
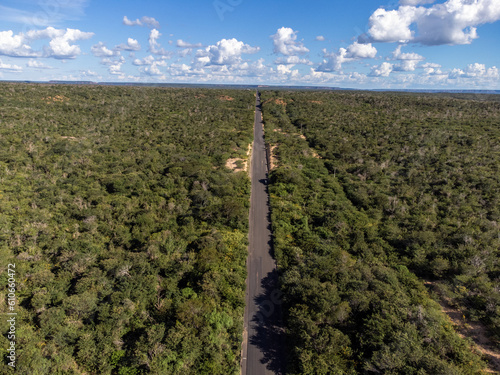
top-left (261, 91), bottom-right (499, 374)
top-left (0, 84), bottom-right (254, 374)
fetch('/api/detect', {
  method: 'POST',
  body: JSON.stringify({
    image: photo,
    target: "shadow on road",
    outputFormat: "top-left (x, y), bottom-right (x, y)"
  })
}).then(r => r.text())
top-left (249, 270), bottom-right (286, 374)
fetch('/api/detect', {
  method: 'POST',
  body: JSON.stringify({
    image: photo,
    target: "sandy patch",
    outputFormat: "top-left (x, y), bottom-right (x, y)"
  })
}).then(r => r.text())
top-left (226, 144), bottom-right (252, 173)
top-left (44, 95), bottom-right (69, 104)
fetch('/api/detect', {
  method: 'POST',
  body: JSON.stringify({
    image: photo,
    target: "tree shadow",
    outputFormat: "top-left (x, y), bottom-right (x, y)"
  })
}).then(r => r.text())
top-left (249, 270), bottom-right (286, 374)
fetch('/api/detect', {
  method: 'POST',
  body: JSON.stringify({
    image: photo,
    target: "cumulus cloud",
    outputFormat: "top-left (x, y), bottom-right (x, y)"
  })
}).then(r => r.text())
top-left (123, 16), bottom-right (160, 28)
top-left (317, 42), bottom-right (377, 72)
top-left (196, 38), bottom-right (259, 67)
top-left (81, 69), bottom-right (98, 77)
top-left (100, 55), bottom-right (125, 67)
top-left (366, 0), bottom-right (500, 46)
top-left (393, 60), bottom-right (420, 71)
top-left (133, 55), bottom-right (156, 66)
top-left (0, 27), bottom-right (94, 58)
top-left (390, 45), bottom-right (425, 71)
top-left (370, 62), bottom-right (394, 77)
top-left (148, 29), bottom-right (172, 56)
top-left (132, 55), bottom-right (168, 76)
top-left (271, 27), bottom-right (309, 56)
top-left (391, 45), bottom-right (424, 61)
top-left (346, 42), bottom-right (377, 59)
top-left (367, 6), bottom-right (425, 43)
top-left (277, 64), bottom-right (299, 78)
top-left (315, 35), bottom-right (326, 41)
top-left (116, 38), bottom-right (141, 51)
top-left (0, 30), bottom-right (38, 57)
top-left (109, 62), bottom-right (123, 76)
top-left (91, 42), bottom-right (117, 57)
top-left (449, 63), bottom-right (499, 80)
top-left (27, 59), bottom-right (52, 69)
top-left (0, 58), bottom-right (22, 72)
top-left (274, 56), bottom-right (312, 65)
top-left (167, 63), bottom-right (206, 77)
top-left (38, 28), bottom-right (94, 59)
top-left (143, 60), bottom-right (167, 76)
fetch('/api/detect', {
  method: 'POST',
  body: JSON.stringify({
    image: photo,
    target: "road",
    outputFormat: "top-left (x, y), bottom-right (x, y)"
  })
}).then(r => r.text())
top-left (241, 92), bottom-right (285, 375)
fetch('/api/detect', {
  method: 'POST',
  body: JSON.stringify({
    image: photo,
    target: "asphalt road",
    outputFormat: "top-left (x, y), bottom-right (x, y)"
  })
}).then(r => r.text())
top-left (241, 93), bottom-right (285, 375)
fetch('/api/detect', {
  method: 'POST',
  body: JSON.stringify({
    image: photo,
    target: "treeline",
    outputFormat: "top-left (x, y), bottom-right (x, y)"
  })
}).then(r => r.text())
top-left (0, 84), bottom-right (254, 374)
top-left (261, 90), bottom-right (499, 374)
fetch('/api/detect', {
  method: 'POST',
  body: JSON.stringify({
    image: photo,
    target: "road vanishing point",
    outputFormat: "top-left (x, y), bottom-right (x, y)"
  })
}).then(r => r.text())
top-left (241, 92), bottom-right (285, 375)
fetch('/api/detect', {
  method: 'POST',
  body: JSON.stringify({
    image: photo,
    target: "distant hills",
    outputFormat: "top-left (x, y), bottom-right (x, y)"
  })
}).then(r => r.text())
top-left (2, 79), bottom-right (499, 94)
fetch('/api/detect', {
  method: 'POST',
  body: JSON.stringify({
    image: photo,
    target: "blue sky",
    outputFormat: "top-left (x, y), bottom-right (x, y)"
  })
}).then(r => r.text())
top-left (0, 0), bottom-right (499, 89)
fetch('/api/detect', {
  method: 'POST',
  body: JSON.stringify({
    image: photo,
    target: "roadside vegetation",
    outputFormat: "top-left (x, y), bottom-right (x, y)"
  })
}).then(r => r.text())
top-left (261, 90), bottom-right (500, 374)
top-left (0, 83), bottom-right (254, 374)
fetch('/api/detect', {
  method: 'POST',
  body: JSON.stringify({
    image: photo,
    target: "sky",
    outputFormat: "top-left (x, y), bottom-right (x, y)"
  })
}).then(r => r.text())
top-left (0, 0), bottom-right (499, 89)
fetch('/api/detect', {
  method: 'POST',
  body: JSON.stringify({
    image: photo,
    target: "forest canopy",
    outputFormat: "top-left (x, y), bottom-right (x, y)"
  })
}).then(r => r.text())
top-left (0, 83), bottom-right (254, 374)
top-left (260, 89), bottom-right (499, 374)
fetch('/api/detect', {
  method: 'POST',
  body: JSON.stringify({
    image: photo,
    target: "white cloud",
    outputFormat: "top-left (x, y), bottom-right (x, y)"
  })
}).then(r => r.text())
top-left (81, 69), bottom-right (97, 77)
top-left (390, 45), bottom-right (425, 71)
top-left (277, 64), bottom-right (299, 78)
top-left (123, 16), bottom-right (160, 28)
top-left (133, 55), bottom-right (156, 66)
top-left (167, 63), bottom-right (206, 77)
top-left (271, 27), bottom-right (309, 56)
top-left (391, 45), bottom-right (425, 61)
top-left (317, 42), bottom-right (377, 72)
top-left (0, 58), bottom-right (22, 72)
top-left (0, 30), bottom-right (38, 57)
top-left (116, 38), bottom-right (141, 51)
top-left (100, 55), bottom-right (125, 70)
top-left (346, 42), bottom-right (377, 59)
top-left (123, 16), bottom-right (142, 26)
top-left (27, 59), bottom-right (52, 69)
top-left (143, 60), bottom-right (168, 76)
top-left (454, 63), bottom-right (499, 79)
top-left (149, 29), bottom-right (161, 50)
top-left (393, 60), bottom-right (420, 71)
top-left (141, 16), bottom-right (160, 29)
top-left (274, 56), bottom-right (312, 65)
top-left (317, 48), bottom-right (347, 72)
top-left (22, 27), bottom-right (93, 59)
top-left (91, 42), bottom-right (117, 57)
top-left (196, 38), bottom-right (259, 67)
top-left (132, 54), bottom-right (168, 76)
top-left (148, 29), bottom-right (172, 56)
top-left (109, 62), bottom-right (125, 77)
top-left (43, 28), bottom-right (94, 59)
top-left (421, 62), bottom-right (443, 75)
top-left (370, 62), bottom-right (394, 77)
top-left (176, 39), bottom-right (203, 48)
top-left (368, 6), bottom-right (425, 43)
top-left (445, 63), bottom-right (500, 88)
top-left (315, 35), bottom-right (326, 41)
top-left (367, 0), bottom-right (500, 46)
